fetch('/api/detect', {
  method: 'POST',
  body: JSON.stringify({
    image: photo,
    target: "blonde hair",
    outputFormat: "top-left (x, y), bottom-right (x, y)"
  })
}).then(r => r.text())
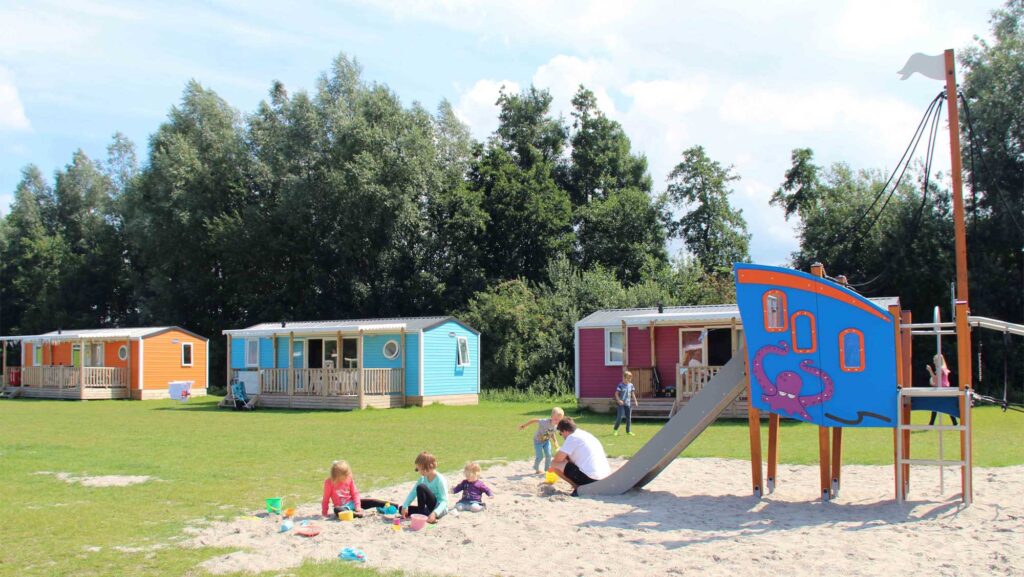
top-left (551, 406), bottom-right (565, 419)
top-left (330, 460), bottom-right (351, 482)
top-left (415, 452), bottom-right (437, 472)
top-left (933, 354), bottom-right (947, 369)
top-left (464, 461), bottom-right (481, 480)
top-left (623, 371), bottom-right (633, 379)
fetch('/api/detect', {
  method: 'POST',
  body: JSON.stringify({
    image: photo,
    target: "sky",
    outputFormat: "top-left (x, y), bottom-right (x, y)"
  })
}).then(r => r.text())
top-left (0, 0), bottom-right (1001, 264)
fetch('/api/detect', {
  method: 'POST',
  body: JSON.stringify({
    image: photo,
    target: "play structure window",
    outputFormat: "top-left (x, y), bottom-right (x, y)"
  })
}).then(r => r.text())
top-left (383, 339), bottom-right (400, 360)
top-left (245, 338), bottom-right (259, 367)
top-left (457, 336), bottom-right (470, 366)
top-left (181, 342), bottom-right (193, 367)
top-left (605, 329), bottom-right (624, 366)
top-left (839, 329), bottom-right (865, 372)
top-left (763, 290), bottom-right (788, 332)
top-left (118, 344), bottom-right (129, 361)
top-left (791, 311), bottom-right (817, 353)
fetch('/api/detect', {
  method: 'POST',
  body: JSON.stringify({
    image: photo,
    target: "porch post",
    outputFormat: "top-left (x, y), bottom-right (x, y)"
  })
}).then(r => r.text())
top-left (80, 338), bottom-right (86, 391)
top-left (272, 335), bottom-right (278, 369)
top-left (400, 328), bottom-right (406, 407)
top-left (288, 332), bottom-right (295, 396)
top-left (357, 329), bottom-right (365, 408)
top-left (126, 339), bottom-right (132, 392)
top-left (225, 336), bottom-right (232, 394)
top-left (649, 321), bottom-right (655, 367)
top-left (2, 340), bottom-right (7, 387)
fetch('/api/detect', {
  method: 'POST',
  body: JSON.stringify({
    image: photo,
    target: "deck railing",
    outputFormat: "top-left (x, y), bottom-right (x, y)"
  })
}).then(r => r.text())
top-left (676, 364), bottom-right (722, 395)
top-left (363, 368), bottom-right (404, 395)
top-left (242, 368), bottom-right (402, 397)
top-left (17, 366), bottom-right (128, 389)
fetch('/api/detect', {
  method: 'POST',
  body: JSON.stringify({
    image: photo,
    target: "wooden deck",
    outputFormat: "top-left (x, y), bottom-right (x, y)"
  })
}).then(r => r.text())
top-left (2, 366), bottom-right (130, 400)
top-left (226, 367), bottom-right (406, 410)
top-left (582, 363), bottom-right (749, 419)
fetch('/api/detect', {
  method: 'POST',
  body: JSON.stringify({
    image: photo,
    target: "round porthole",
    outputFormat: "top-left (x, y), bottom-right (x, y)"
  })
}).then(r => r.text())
top-left (382, 340), bottom-right (400, 360)
top-left (118, 345), bottom-right (129, 361)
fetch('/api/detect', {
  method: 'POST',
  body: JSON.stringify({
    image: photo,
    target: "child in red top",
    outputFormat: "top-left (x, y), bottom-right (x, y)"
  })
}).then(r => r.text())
top-left (322, 460), bottom-right (362, 517)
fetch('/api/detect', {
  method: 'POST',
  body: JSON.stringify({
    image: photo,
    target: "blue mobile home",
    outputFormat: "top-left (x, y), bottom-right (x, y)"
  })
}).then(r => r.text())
top-left (222, 317), bottom-right (479, 410)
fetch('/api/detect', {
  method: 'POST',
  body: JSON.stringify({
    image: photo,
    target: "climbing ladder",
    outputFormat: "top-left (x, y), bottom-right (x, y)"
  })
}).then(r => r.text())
top-left (895, 386), bottom-right (972, 505)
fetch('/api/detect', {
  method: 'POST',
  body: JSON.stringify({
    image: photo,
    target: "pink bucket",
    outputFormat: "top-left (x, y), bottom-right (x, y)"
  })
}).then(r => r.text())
top-left (409, 514), bottom-right (427, 531)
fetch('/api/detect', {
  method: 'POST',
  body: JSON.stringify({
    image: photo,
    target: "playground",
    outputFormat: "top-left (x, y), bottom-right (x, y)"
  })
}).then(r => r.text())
top-left (1, 397), bottom-right (1022, 577)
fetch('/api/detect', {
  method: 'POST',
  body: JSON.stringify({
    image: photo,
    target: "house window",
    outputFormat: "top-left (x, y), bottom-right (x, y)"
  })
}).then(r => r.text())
top-left (839, 329), bottom-right (865, 372)
top-left (32, 345), bottom-right (42, 366)
top-left (383, 339), bottom-right (400, 360)
top-left (245, 338), bottom-right (259, 368)
top-left (181, 342), bottom-right (194, 367)
top-left (791, 311), bottom-right (817, 354)
top-left (456, 336), bottom-right (470, 366)
top-left (763, 290), bottom-right (788, 332)
top-left (118, 344), bottom-right (129, 361)
top-left (605, 329), bottom-right (624, 366)
top-left (85, 343), bottom-right (104, 367)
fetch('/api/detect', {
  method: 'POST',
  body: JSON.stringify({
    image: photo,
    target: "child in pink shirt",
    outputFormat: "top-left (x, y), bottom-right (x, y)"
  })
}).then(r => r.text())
top-left (322, 460), bottom-right (362, 517)
top-left (321, 460), bottom-right (389, 518)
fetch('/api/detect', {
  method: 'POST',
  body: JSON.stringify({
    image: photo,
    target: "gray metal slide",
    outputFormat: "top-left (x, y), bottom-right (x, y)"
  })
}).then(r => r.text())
top-left (577, 351), bottom-right (748, 496)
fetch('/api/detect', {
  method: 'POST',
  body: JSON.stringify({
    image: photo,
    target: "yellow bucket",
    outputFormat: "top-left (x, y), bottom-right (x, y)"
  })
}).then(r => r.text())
top-left (338, 510), bottom-right (354, 521)
top-left (545, 471), bottom-right (558, 484)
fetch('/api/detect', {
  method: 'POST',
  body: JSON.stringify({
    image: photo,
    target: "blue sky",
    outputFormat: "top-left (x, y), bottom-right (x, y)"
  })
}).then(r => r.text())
top-left (0, 0), bottom-right (1000, 264)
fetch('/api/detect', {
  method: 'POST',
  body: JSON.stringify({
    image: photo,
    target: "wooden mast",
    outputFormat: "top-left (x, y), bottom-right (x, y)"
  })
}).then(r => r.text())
top-left (943, 48), bottom-right (972, 503)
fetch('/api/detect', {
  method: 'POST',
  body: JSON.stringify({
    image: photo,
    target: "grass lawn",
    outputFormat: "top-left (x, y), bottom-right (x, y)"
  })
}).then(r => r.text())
top-left (1, 397), bottom-right (1021, 577)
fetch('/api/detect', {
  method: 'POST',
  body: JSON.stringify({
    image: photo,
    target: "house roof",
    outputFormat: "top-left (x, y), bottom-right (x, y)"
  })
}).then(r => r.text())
top-left (0, 326), bottom-right (208, 342)
top-left (576, 297), bottom-right (900, 329)
top-left (222, 316), bottom-right (478, 337)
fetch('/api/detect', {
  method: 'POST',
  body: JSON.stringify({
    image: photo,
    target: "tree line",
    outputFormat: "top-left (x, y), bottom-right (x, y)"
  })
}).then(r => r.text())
top-left (1, 1), bottom-right (1020, 398)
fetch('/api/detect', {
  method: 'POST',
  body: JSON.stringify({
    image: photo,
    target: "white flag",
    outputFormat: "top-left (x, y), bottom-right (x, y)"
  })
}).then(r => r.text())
top-left (898, 53), bottom-right (946, 81)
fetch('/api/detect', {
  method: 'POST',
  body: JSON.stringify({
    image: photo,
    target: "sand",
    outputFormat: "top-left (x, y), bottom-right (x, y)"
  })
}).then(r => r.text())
top-left (36, 471), bottom-right (155, 487)
top-left (186, 458), bottom-right (1024, 577)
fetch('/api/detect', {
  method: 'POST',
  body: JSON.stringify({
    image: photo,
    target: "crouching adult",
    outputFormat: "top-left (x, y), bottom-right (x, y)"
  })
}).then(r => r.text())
top-left (549, 417), bottom-right (611, 495)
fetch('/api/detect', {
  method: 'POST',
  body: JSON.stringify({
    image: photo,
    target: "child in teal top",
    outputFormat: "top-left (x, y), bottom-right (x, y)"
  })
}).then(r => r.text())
top-left (400, 451), bottom-right (450, 523)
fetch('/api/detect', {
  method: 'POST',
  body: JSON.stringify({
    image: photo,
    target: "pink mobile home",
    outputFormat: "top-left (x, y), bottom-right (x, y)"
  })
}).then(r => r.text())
top-left (574, 304), bottom-right (749, 418)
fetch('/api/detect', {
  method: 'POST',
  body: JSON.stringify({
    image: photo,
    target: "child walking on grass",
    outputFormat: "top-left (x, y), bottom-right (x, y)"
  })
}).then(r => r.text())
top-left (452, 462), bottom-right (493, 512)
top-left (613, 371), bottom-right (639, 436)
top-left (321, 460), bottom-right (388, 519)
top-left (518, 407), bottom-right (565, 473)
top-left (400, 452), bottom-right (450, 524)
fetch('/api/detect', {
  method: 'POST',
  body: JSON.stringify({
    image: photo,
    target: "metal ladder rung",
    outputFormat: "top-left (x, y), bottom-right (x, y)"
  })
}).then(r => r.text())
top-left (899, 458), bottom-right (966, 467)
top-left (898, 424), bottom-right (965, 431)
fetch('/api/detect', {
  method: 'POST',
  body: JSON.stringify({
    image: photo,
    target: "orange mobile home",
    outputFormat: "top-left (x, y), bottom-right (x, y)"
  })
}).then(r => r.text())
top-left (0, 327), bottom-right (208, 400)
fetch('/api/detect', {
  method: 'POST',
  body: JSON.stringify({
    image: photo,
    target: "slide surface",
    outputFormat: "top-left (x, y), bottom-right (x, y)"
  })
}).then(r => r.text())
top-left (577, 351), bottom-right (747, 496)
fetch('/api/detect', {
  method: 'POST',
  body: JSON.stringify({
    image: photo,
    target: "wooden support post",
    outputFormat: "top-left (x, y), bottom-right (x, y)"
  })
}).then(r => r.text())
top-left (767, 413), bottom-right (779, 491)
top-left (956, 300), bottom-right (973, 503)
top-left (288, 332), bottom-right (295, 396)
top-left (273, 335), bottom-right (278, 369)
top-left (126, 339), bottom-right (132, 393)
top-left (358, 329), bottom-right (365, 409)
top-left (649, 321), bottom-right (656, 367)
top-left (226, 336), bottom-right (232, 394)
top-left (80, 338), bottom-right (86, 391)
top-left (2, 341), bottom-right (6, 387)
top-left (745, 350), bottom-right (763, 497)
top-left (810, 262), bottom-right (831, 500)
top-left (831, 428), bottom-right (842, 496)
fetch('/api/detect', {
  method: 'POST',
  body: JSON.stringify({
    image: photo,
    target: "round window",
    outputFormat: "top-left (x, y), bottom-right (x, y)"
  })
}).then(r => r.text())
top-left (382, 340), bottom-right (400, 360)
top-left (118, 345), bottom-right (129, 361)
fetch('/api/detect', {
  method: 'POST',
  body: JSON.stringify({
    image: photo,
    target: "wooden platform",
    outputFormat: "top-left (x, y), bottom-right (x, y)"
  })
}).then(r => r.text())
top-left (579, 395), bottom-right (750, 420)
top-left (225, 393), bottom-right (406, 411)
top-left (1, 386), bottom-right (130, 400)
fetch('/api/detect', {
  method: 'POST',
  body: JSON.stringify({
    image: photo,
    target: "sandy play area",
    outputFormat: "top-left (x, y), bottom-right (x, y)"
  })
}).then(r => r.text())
top-left (187, 458), bottom-right (1024, 577)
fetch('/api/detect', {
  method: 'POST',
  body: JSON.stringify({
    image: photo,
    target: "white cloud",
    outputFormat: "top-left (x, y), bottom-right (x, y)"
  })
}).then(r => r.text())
top-left (453, 78), bottom-right (520, 140)
top-left (0, 68), bottom-right (31, 131)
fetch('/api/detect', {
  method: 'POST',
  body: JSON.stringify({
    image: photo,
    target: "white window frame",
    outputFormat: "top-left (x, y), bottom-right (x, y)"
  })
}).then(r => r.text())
top-left (456, 336), bottom-right (470, 367)
top-left (118, 344), bottom-right (129, 361)
top-left (383, 339), bottom-right (400, 360)
top-left (245, 338), bottom-right (259, 368)
top-left (181, 342), bottom-right (194, 367)
top-left (85, 342), bottom-right (104, 367)
top-left (605, 329), bottom-right (624, 366)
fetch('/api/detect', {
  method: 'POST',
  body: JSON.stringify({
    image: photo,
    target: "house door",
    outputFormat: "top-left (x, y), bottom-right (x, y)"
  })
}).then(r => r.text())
top-left (72, 345), bottom-right (81, 367)
top-left (706, 328), bottom-right (733, 366)
top-left (308, 340), bottom-right (323, 369)
top-left (341, 338), bottom-right (358, 368)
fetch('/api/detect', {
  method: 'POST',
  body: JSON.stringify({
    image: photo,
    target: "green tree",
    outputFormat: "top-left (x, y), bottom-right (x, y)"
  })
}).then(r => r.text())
top-left (771, 148), bottom-right (821, 220)
top-left (665, 146), bottom-right (751, 272)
